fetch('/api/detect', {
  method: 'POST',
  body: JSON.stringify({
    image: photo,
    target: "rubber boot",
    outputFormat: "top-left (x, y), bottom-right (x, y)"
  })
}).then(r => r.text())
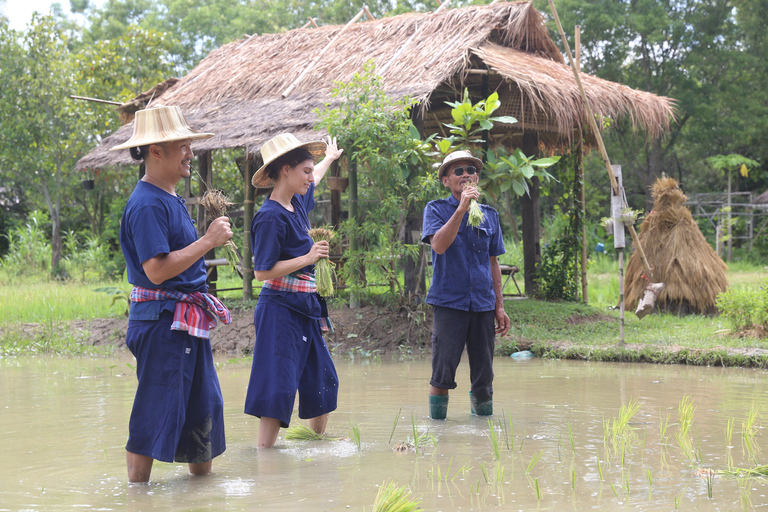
top-left (470, 391), bottom-right (493, 416)
top-left (429, 395), bottom-right (449, 420)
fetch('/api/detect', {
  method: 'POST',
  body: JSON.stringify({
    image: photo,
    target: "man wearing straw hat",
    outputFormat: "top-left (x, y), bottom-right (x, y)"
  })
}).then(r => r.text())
top-left (112, 105), bottom-right (233, 482)
top-left (422, 150), bottom-right (510, 420)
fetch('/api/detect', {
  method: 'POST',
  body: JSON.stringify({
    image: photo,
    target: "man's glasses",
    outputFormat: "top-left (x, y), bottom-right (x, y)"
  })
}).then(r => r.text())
top-left (452, 166), bottom-right (477, 177)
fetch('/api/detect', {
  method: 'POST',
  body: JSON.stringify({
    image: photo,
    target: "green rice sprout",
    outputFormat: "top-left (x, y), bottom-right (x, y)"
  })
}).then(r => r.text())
top-left (610, 483), bottom-right (620, 500)
top-left (463, 183), bottom-right (485, 227)
top-left (488, 419), bottom-right (501, 460)
top-left (285, 423), bottom-right (326, 441)
top-left (534, 477), bottom-right (541, 500)
top-left (519, 429), bottom-right (526, 452)
top-left (526, 451), bottom-right (543, 474)
top-left (495, 462), bottom-right (505, 484)
top-left (706, 469), bottom-right (714, 499)
top-left (500, 413), bottom-right (511, 451)
top-left (742, 403), bottom-right (762, 462)
top-left (308, 227), bottom-right (337, 296)
top-left (596, 450), bottom-right (603, 481)
top-left (199, 188), bottom-right (244, 275)
top-left (647, 469), bottom-right (652, 493)
top-left (659, 410), bottom-right (671, 446)
top-left (445, 456), bottom-right (454, 482)
top-left (349, 420), bottom-right (362, 451)
top-left (568, 422), bottom-right (576, 455)
top-left (388, 408), bottom-right (401, 444)
top-left (372, 480), bottom-right (423, 512)
top-left (480, 462), bottom-right (490, 484)
top-left (719, 464), bottom-right (768, 477)
top-left (571, 466), bottom-right (576, 490)
top-left (677, 395), bottom-right (695, 440)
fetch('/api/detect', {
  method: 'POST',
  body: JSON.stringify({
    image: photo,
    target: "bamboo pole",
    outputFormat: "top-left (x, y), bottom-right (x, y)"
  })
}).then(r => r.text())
top-left (282, 8), bottom-right (367, 98)
top-left (69, 95), bottom-right (122, 106)
top-left (575, 25), bottom-right (588, 304)
top-left (362, 6), bottom-right (375, 20)
top-left (547, 0), bottom-right (654, 281)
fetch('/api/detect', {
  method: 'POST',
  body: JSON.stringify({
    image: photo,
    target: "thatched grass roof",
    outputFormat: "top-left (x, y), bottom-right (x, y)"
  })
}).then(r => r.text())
top-left (77, 1), bottom-right (675, 170)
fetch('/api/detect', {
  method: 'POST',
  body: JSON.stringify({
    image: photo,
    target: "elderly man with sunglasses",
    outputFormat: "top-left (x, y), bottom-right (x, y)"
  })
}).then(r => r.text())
top-left (422, 150), bottom-right (510, 420)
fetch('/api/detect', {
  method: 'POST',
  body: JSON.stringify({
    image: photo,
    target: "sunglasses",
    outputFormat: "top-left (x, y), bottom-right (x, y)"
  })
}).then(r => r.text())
top-left (451, 166), bottom-right (477, 177)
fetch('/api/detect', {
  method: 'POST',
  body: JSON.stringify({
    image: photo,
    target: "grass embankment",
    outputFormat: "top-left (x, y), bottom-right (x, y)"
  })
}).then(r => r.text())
top-left (498, 259), bottom-right (768, 367)
top-left (0, 278), bottom-right (124, 356)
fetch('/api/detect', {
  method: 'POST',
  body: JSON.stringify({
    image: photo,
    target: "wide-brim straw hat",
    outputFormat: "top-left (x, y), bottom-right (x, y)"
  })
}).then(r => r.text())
top-left (252, 133), bottom-right (326, 188)
top-left (110, 105), bottom-right (214, 151)
top-left (437, 150), bottom-right (483, 180)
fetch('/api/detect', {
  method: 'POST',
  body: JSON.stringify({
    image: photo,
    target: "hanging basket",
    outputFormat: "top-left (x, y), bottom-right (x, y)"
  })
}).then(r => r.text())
top-left (327, 177), bottom-right (349, 192)
top-left (82, 179), bottom-right (95, 190)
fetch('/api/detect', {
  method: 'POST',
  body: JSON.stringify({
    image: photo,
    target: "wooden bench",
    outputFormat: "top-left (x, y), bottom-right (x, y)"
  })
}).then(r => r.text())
top-left (499, 264), bottom-right (525, 298)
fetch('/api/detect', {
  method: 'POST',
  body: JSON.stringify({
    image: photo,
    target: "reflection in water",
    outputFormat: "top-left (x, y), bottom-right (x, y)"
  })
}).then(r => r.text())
top-left (1, 356), bottom-right (768, 510)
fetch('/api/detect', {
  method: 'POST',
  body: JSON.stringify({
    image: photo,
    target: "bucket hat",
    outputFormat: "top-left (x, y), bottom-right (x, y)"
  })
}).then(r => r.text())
top-left (110, 105), bottom-right (214, 151)
top-left (252, 133), bottom-right (326, 188)
top-left (437, 150), bottom-right (483, 180)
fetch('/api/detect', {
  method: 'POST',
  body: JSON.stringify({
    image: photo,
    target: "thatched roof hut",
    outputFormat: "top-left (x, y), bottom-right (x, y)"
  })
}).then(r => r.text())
top-left (625, 176), bottom-right (728, 316)
top-left (76, 1), bottom-right (674, 170)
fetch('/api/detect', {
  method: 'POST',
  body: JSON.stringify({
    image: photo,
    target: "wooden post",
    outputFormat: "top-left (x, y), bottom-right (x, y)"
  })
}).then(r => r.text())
top-left (520, 131), bottom-right (540, 297)
top-left (611, 165), bottom-right (625, 344)
top-left (243, 153), bottom-right (258, 300)
top-left (348, 161), bottom-right (360, 308)
top-left (575, 25), bottom-right (588, 304)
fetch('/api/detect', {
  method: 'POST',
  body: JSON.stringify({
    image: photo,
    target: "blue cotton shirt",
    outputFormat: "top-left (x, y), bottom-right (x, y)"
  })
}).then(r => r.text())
top-left (422, 194), bottom-right (505, 312)
top-left (251, 183), bottom-right (321, 319)
top-left (120, 180), bottom-right (208, 320)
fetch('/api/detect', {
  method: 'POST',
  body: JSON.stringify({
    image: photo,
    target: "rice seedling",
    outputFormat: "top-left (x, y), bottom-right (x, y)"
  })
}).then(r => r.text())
top-left (451, 463), bottom-right (472, 482)
top-left (285, 424), bottom-right (325, 441)
top-left (534, 478), bottom-right (541, 500)
top-left (488, 419), bottom-right (501, 460)
top-left (199, 189), bottom-right (243, 274)
top-left (405, 413), bottom-right (436, 454)
top-left (494, 461), bottom-right (505, 483)
top-left (568, 422), bottom-right (576, 455)
top-left (445, 456), bottom-right (454, 482)
top-left (596, 450), bottom-right (604, 481)
top-left (608, 398), bottom-right (640, 457)
top-left (463, 183), bottom-right (485, 227)
top-left (677, 395), bottom-right (695, 440)
top-left (741, 403), bottom-right (762, 462)
top-left (500, 412), bottom-right (512, 451)
top-left (706, 469), bottom-right (714, 499)
top-left (526, 451), bottom-right (543, 474)
top-left (388, 408), bottom-right (401, 444)
top-left (349, 420), bottom-right (362, 451)
top-left (610, 483), bottom-right (620, 500)
top-left (372, 480), bottom-right (423, 512)
top-left (571, 467), bottom-right (576, 490)
top-left (480, 462), bottom-right (490, 484)
top-left (659, 410), bottom-right (671, 446)
top-left (519, 429), bottom-right (526, 452)
top-left (647, 469), bottom-right (652, 500)
top-left (718, 464), bottom-right (768, 477)
top-left (308, 227), bottom-right (337, 296)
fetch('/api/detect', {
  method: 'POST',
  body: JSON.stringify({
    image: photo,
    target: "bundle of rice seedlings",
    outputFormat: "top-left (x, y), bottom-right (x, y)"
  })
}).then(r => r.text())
top-left (463, 183), bottom-right (485, 227)
top-left (308, 227), bottom-right (337, 296)
top-left (372, 481), bottom-right (423, 512)
top-left (199, 189), bottom-right (243, 275)
top-left (285, 423), bottom-right (340, 441)
top-left (624, 176), bottom-right (728, 316)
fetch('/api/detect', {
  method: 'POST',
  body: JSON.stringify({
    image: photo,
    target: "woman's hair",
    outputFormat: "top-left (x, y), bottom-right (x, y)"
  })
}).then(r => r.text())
top-left (266, 147), bottom-right (314, 182)
top-left (129, 145), bottom-right (150, 162)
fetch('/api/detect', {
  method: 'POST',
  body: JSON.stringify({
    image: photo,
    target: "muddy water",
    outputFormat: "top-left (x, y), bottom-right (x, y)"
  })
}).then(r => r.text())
top-left (2, 355), bottom-right (768, 511)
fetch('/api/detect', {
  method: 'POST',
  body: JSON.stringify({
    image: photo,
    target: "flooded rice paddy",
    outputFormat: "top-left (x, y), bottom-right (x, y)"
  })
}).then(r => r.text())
top-left (2, 355), bottom-right (768, 511)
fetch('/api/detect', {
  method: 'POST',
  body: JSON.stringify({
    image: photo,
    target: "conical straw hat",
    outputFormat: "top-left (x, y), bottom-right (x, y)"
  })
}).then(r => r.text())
top-left (110, 105), bottom-right (214, 151)
top-left (252, 133), bottom-right (326, 188)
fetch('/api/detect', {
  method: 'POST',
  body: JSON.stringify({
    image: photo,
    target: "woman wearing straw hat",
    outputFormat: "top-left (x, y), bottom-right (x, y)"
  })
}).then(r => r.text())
top-left (245, 133), bottom-right (343, 448)
top-left (113, 105), bottom-right (233, 482)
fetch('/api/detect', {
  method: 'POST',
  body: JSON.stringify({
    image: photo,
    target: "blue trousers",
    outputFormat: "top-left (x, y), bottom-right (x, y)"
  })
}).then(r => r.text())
top-left (125, 313), bottom-right (225, 463)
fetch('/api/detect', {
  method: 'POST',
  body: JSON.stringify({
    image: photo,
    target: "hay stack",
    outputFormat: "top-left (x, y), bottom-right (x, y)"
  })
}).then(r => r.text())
top-left (625, 176), bottom-right (728, 316)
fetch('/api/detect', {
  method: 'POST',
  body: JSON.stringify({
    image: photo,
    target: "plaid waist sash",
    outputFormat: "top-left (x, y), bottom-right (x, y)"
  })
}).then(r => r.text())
top-left (263, 270), bottom-right (317, 293)
top-left (130, 286), bottom-right (231, 339)
top-left (263, 271), bottom-right (333, 333)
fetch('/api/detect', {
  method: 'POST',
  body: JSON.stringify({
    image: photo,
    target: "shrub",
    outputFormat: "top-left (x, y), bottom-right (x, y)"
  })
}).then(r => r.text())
top-left (716, 281), bottom-right (768, 331)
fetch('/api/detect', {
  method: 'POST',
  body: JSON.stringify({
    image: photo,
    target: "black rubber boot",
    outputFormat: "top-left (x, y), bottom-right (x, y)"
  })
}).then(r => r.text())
top-left (429, 395), bottom-right (449, 420)
top-left (470, 391), bottom-right (493, 416)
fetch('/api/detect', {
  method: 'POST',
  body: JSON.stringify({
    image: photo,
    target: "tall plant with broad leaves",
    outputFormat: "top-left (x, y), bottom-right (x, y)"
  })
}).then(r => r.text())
top-left (314, 61), bottom-right (441, 300)
top-left (434, 89), bottom-right (560, 200)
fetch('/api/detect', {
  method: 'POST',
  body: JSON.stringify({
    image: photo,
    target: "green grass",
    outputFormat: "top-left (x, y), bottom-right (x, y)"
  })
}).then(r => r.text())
top-left (0, 278), bottom-right (128, 326)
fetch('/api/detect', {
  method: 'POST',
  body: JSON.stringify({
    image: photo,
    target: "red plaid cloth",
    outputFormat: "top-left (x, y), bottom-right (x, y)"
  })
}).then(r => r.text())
top-left (263, 271), bottom-right (316, 293)
top-left (262, 271), bottom-right (333, 333)
top-left (130, 286), bottom-right (231, 339)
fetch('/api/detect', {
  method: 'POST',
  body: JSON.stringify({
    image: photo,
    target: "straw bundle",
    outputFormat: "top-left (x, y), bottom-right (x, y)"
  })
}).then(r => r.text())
top-left (624, 176), bottom-right (728, 316)
top-left (199, 189), bottom-right (243, 274)
top-left (308, 227), bottom-right (337, 296)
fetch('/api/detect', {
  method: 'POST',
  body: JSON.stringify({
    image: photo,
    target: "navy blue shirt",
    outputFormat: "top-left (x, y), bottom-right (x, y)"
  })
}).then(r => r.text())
top-left (120, 180), bottom-right (208, 320)
top-left (251, 182), bottom-right (321, 319)
top-left (422, 194), bottom-right (505, 312)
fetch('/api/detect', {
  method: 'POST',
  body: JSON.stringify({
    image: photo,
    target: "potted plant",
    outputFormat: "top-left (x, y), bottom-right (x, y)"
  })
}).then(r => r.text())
top-left (81, 170), bottom-right (95, 190)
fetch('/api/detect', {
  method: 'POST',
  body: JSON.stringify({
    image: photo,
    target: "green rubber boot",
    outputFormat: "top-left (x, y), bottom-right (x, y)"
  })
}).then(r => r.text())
top-left (470, 391), bottom-right (493, 416)
top-left (429, 395), bottom-right (449, 420)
